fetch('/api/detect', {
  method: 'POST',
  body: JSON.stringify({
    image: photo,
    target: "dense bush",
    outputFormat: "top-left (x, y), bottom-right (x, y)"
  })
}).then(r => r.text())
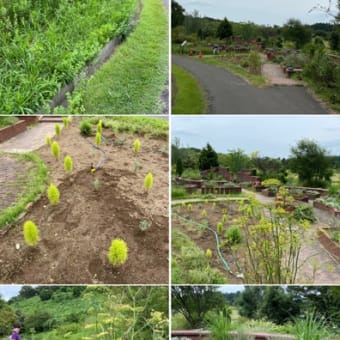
top-left (25, 311), bottom-right (54, 332)
top-left (79, 120), bottom-right (92, 136)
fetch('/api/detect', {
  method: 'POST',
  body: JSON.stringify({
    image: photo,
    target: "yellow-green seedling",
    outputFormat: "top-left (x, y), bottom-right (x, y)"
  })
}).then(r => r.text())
top-left (55, 123), bottom-right (61, 137)
top-left (201, 209), bottom-right (207, 218)
top-left (222, 208), bottom-right (227, 214)
top-left (144, 172), bottom-right (153, 192)
top-left (206, 248), bottom-right (212, 259)
top-left (64, 155), bottom-right (73, 172)
top-left (212, 202), bottom-right (216, 210)
top-left (97, 119), bottom-right (103, 134)
top-left (222, 214), bottom-right (228, 223)
top-left (23, 220), bottom-right (40, 246)
top-left (187, 204), bottom-right (192, 211)
top-left (47, 183), bottom-right (60, 205)
top-left (95, 132), bottom-right (101, 146)
top-left (217, 222), bottom-right (223, 234)
top-left (51, 141), bottom-right (60, 159)
top-left (63, 117), bottom-right (70, 128)
top-left (133, 138), bottom-right (141, 153)
top-left (108, 238), bottom-right (128, 266)
top-left (45, 135), bottom-right (51, 146)
top-left (93, 178), bottom-right (100, 191)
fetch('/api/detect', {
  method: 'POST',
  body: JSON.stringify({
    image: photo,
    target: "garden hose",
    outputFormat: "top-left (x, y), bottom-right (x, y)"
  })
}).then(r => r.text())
top-left (173, 212), bottom-right (244, 280)
top-left (82, 136), bottom-right (108, 170)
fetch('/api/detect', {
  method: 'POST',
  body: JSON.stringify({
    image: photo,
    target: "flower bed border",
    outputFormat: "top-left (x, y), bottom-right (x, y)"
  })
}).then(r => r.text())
top-left (318, 228), bottom-right (340, 260)
top-left (0, 116), bottom-right (39, 143)
top-left (313, 200), bottom-right (340, 217)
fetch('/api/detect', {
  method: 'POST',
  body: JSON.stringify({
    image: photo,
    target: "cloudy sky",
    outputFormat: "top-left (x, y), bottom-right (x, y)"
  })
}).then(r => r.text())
top-left (172, 115), bottom-right (340, 158)
top-left (0, 286), bottom-right (22, 301)
top-left (176, 0), bottom-right (338, 25)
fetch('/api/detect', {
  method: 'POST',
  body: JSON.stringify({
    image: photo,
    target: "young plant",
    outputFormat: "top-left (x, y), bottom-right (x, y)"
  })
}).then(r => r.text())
top-left (187, 204), bottom-right (192, 211)
top-left (206, 248), bottom-right (212, 259)
top-left (144, 172), bottom-right (153, 192)
top-left (217, 222), bottom-right (223, 234)
top-left (96, 119), bottom-right (103, 134)
top-left (55, 123), bottom-right (61, 137)
top-left (64, 155), bottom-right (73, 173)
top-left (23, 220), bottom-right (40, 246)
top-left (47, 183), bottom-right (60, 205)
top-left (80, 120), bottom-right (92, 136)
top-left (201, 209), bottom-right (207, 218)
top-left (45, 135), bottom-right (51, 146)
top-left (93, 178), bottom-right (100, 191)
top-left (134, 161), bottom-right (141, 173)
top-left (133, 138), bottom-right (141, 153)
top-left (222, 214), bottom-right (228, 223)
top-left (51, 141), bottom-right (60, 160)
top-left (108, 239), bottom-right (128, 266)
top-left (212, 202), bottom-right (216, 210)
top-left (139, 219), bottom-right (151, 232)
top-left (95, 132), bottom-right (101, 146)
top-left (62, 117), bottom-right (70, 128)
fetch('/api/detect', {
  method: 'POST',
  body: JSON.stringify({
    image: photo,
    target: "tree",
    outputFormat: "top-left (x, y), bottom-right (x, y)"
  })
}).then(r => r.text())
top-left (18, 286), bottom-right (37, 299)
top-left (237, 287), bottom-right (264, 319)
top-left (289, 139), bottom-right (333, 187)
top-left (198, 143), bottom-right (219, 171)
top-left (176, 158), bottom-right (184, 176)
top-left (172, 0), bottom-right (185, 28)
top-left (171, 286), bottom-right (225, 328)
top-left (283, 19), bottom-right (312, 48)
top-left (216, 17), bottom-right (233, 40)
top-left (224, 149), bottom-right (250, 177)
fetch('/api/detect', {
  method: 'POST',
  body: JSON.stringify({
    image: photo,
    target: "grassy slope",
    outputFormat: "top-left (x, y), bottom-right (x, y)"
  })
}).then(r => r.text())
top-left (172, 64), bottom-right (207, 114)
top-left (0, 153), bottom-right (48, 228)
top-left (80, 0), bottom-right (168, 114)
top-left (0, 117), bottom-right (18, 128)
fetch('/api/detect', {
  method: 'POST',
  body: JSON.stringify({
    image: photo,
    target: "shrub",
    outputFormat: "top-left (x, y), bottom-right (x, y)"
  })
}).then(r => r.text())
top-left (293, 205), bottom-right (315, 222)
top-left (23, 221), bottom-right (40, 246)
top-left (225, 226), bottom-right (242, 245)
top-left (144, 172), bottom-right (154, 192)
top-left (45, 135), bottom-right (51, 146)
top-left (55, 124), bottom-right (61, 137)
top-left (172, 187), bottom-right (187, 199)
top-left (107, 239), bottom-right (128, 266)
top-left (133, 138), bottom-right (141, 153)
top-left (80, 120), bottom-right (92, 136)
top-left (51, 141), bottom-right (60, 160)
top-left (97, 119), bottom-right (102, 134)
top-left (47, 183), bottom-right (60, 205)
top-left (64, 155), bottom-right (73, 173)
top-left (95, 132), bottom-right (101, 146)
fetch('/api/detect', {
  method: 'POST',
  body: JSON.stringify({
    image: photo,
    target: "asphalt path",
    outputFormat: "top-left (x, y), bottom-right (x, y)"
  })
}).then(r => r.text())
top-left (172, 55), bottom-right (329, 114)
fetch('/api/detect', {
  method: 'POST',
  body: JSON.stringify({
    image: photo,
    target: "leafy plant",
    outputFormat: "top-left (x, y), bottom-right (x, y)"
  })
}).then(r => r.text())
top-left (93, 178), bottom-right (100, 191)
top-left (107, 239), bottom-right (128, 266)
top-left (80, 120), bottom-right (92, 136)
top-left (95, 132), bottom-right (101, 146)
top-left (225, 226), bottom-right (242, 245)
top-left (133, 138), bottom-right (141, 153)
top-left (187, 204), bottom-right (192, 211)
top-left (205, 248), bottom-right (212, 259)
top-left (64, 155), bottom-right (73, 173)
top-left (205, 309), bottom-right (232, 340)
top-left (217, 222), bottom-right (223, 234)
top-left (201, 209), bottom-right (207, 218)
top-left (144, 172), bottom-right (154, 192)
top-left (51, 141), bottom-right (60, 160)
top-left (222, 214), bottom-right (228, 222)
top-left (55, 124), bottom-right (61, 137)
top-left (96, 120), bottom-right (103, 134)
top-left (293, 312), bottom-right (329, 340)
top-left (47, 183), bottom-right (60, 205)
top-left (23, 220), bottom-right (40, 246)
top-left (62, 117), bottom-right (70, 128)
top-left (134, 161), bottom-right (141, 173)
top-left (45, 135), bottom-right (52, 146)
top-left (139, 219), bottom-right (151, 232)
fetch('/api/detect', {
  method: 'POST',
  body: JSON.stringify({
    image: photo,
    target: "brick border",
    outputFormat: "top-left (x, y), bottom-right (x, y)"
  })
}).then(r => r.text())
top-left (0, 116), bottom-right (39, 143)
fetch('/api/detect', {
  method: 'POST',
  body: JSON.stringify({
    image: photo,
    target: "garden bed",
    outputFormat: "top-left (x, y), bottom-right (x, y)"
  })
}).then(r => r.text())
top-left (313, 200), bottom-right (340, 217)
top-left (0, 117), bottom-right (39, 143)
top-left (201, 186), bottom-right (242, 195)
top-left (0, 117), bottom-right (168, 284)
top-left (318, 228), bottom-right (340, 260)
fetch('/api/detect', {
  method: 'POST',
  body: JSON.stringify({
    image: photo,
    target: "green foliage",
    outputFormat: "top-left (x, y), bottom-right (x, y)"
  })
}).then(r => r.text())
top-left (224, 149), bottom-right (250, 176)
top-left (79, 120), bottom-right (92, 136)
top-left (225, 226), bottom-right (241, 245)
top-left (47, 183), bottom-right (60, 205)
top-left (205, 308), bottom-right (233, 340)
top-left (199, 143), bottom-right (219, 171)
top-left (93, 178), bottom-right (100, 191)
top-left (217, 221), bottom-right (223, 234)
top-left (293, 312), bottom-right (329, 340)
top-left (0, 116), bottom-right (18, 128)
top-left (172, 187), bottom-right (187, 199)
top-left (248, 52), bottom-right (262, 75)
top-left (25, 311), bottom-right (54, 333)
top-left (206, 248), bottom-right (212, 259)
top-left (54, 124), bottom-right (61, 137)
top-left (293, 205), bottom-right (316, 222)
top-left (217, 17), bottom-right (233, 40)
top-left (139, 219), bottom-right (151, 232)
top-left (144, 172), bottom-right (154, 192)
top-left (62, 117), bottom-right (69, 128)
top-left (262, 178), bottom-right (281, 188)
top-left (283, 19), bottom-right (312, 48)
top-left (23, 220), bottom-right (40, 246)
top-left (95, 131), bottom-right (101, 146)
top-left (176, 158), bottom-right (184, 176)
top-left (172, 0), bottom-right (185, 28)
top-left (96, 119), bottom-right (103, 134)
top-left (133, 138), bottom-right (141, 153)
top-left (107, 239), bottom-right (128, 266)
top-left (51, 141), bottom-right (60, 160)
top-left (63, 155), bottom-right (73, 173)
top-left (0, 303), bottom-right (16, 336)
top-left (45, 135), bottom-right (51, 146)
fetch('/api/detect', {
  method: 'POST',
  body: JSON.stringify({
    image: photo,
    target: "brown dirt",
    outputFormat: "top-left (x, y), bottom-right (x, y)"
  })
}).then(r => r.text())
top-left (173, 201), bottom-right (243, 284)
top-left (0, 118), bottom-right (169, 284)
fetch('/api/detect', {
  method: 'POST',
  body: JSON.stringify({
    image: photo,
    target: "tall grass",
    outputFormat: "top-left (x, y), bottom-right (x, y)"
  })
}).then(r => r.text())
top-left (293, 312), bottom-right (329, 340)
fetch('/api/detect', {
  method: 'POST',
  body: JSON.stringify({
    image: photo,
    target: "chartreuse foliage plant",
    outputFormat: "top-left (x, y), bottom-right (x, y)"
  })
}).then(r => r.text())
top-left (51, 141), bottom-right (60, 160)
top-left (201, 209), bottom-right (207, 218)
top-left (216, 222), bottom-right (223, 234)
top-left (63, 117), bottom-right (70, 128)
top-left (97, 120), bottom-right (103, 134)
top-left (45, 135), bottom-right (51, 146)
top-left (206, 249), bottom-right (212, 259)
top-left (95, 132), bottom-right (101, 146)
top-left (47, 184), bottom-right (60, 205)
top-left (144, 172), bottom-right (154, 192)
top-left (55, 124), bottom-right (61, 137)
top-left (133, 138), bottom-right (141, 153)
top-left (108, 239), bottom-right (128, 266)
top-left (23, 221), bottom-right (40, 246)
top-left (64, 155), bottom-right (73, 173)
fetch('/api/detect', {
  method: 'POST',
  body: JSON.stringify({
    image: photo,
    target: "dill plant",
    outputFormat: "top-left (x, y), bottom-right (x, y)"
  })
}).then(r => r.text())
top-left (23, 220), bottom-right (40, 246)
top-left (55, 124), bottom-right (61, 137)
top-left (144, 172), bottom-right (153, 192)
top-left (206, 249), bottom-right (212, 259)
top-left (45, 135), bottom-right (51, 146)
top-left (95, 132), bottom-right (101, 146)
top-left (108, 239), bottom-right (128, 266)
top-left (47, 183), bottom-right (60, 205)
top-left (97, 120), bottom-right (103, 134)
top-left (63, 117), bottom-right (70, 128)
top-left (51, 141), bottom-right (60, 160)
top-left (217, 222), bottom-right (223, 234)
top-left (133, 138), bottom-right (141, 153)
top-left (64, 155), bottom-right (73, 172)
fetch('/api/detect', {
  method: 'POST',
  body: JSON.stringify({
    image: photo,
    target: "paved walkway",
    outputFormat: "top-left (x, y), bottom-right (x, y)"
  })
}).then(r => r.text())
top-left (0, 123), bottom-right (57, 153)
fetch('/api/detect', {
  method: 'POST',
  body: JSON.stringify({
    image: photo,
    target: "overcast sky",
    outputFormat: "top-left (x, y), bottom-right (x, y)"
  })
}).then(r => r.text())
top-left (176, 0), bottom-right (338, 25)
top-left (172, 115), bottom-right (340, 158)
top-left (0, 286), bottom-right (21, 301)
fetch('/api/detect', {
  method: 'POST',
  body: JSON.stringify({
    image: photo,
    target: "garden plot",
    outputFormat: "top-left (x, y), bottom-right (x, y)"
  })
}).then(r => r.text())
top-left (0, 117), bottom-right (169, 284)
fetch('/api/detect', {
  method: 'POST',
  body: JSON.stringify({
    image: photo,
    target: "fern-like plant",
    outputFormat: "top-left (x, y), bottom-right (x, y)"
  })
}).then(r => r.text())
top-left (97, 119), bottom-right (103, 134)
top-left (95, 132), bottom-right (101, 146)
top-left (201, 209), bottom-right (207, 218)
top-left (63, 117), bottom-right (70, 128)
top-left (23, 220), bottom-right (40, 246)
top-left (45, 135), bottom-right (51, 146)
top-left (108, 239), bottom-right (128, 266)
top-left (47, 183), bottom-right (60, 205)
top-left (217, 222), bottom-right (223, 234)
top-left (133, 138), bottom-right (141, 153)
top-left (206, 248), bottom-right (212, 259)
top-left (144, 172), bottom-right (153, 192)
top-left (222, 214), bottom-right (228, 223)
top-left (51, 141), bottom-right (60, 159)
top-left (55, 123), bottom-right (61, 137)
top-left (64, 155), bottom-right (73, 172)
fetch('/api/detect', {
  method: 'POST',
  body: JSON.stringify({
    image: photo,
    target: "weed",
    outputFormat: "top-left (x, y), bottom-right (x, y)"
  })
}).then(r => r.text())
top-left (23, 220), bottom-right (40, 246)
top-left (51, 141), bottom-right (60, 160)
top-left (144, 172), bottom-right (154, 192)
top-left (64, 155), bottom-right (73, 173)
top-left (45, 135), bottom-right (52, 146)
top-left (139, 219), bottom-right (151, 232)
top-left (47, 183), bottom-right (60, 205)
top-left (108, 239), bottom-right (128, 266)
top-left (55, 124), bottom-right (61, 137)
top-left (133, 139), bottom-right (141, 153)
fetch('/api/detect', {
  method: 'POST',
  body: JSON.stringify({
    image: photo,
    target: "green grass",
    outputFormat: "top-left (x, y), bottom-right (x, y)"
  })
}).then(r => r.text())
top-left (78, 0), bottom-right (168, 114)
top-left (0, 116), bottom-right (19, 128)
top-left (197, 56), bottom-right (267, 87)
top-left (172, 228), bottom-right (227, 284)
top-left (172, 64), bottom-right (207, 114)
top-left (85, 116), bottom-right (169, 139)
top-left (0, 153), bottom-right (48, 228)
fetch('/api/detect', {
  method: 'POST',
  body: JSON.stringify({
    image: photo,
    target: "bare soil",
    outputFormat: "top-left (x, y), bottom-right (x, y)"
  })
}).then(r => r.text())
top-left (0, 118), bottom-right (169, 284)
